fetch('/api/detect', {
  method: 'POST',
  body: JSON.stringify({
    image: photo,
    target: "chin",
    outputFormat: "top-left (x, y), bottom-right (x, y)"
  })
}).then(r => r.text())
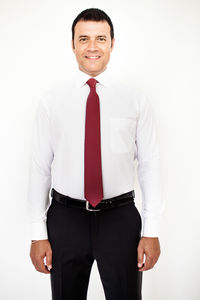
top-left (85, 68), bottom-right (101, 75)
top-left (80, 64), bottom-right (104, 76)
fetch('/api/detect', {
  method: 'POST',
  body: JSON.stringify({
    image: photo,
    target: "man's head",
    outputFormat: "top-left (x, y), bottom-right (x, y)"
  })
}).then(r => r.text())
top-left (71, 8), bottom-right (115, 77)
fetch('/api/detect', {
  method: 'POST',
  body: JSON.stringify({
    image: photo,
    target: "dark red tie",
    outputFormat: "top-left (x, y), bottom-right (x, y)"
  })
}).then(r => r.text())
top-left (84, 78), bottom-right (103, 207)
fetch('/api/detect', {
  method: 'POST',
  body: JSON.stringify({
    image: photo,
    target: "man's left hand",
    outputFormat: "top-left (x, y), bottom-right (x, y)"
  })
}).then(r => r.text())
top-left (137, 237), bottom-right (161, 271)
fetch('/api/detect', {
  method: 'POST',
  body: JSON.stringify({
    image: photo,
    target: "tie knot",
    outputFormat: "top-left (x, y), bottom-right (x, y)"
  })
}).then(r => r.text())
top-left (86, 78), bottom-right (98, 89)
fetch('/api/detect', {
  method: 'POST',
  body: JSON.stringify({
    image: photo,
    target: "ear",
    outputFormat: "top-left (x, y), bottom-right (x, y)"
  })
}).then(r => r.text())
top-left (111, 38), bottom-right (115, 51)
top-left (71, 40), bottom-right (75, 53)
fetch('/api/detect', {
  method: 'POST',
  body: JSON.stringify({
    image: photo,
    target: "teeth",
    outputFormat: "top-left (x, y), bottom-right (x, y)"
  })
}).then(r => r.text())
top-left (86, 56), bottom-right (100, 58)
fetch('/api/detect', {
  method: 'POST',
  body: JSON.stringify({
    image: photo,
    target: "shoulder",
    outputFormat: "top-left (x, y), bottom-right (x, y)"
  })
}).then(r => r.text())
top-left (37, 80), bottom-right (75, 113)
top-left (110, 76), bottom-right (149, 105)
top-left (41, 81), bottom-right (74, 99)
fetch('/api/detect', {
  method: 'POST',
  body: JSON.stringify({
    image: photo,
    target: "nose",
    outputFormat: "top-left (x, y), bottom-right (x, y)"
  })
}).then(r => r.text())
top-left (87, 39), bottom-right (98, 51)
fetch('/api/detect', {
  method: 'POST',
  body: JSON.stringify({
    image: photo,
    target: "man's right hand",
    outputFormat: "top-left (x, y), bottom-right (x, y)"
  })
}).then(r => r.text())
top-left (30, 239), bottom-right (52, 274)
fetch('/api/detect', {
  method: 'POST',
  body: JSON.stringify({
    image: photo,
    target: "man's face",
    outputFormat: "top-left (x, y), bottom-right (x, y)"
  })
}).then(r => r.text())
top-left (72, 20), bottom-right (115, 77)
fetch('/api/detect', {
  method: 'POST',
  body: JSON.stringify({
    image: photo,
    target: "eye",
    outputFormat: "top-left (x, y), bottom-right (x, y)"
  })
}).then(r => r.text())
top-left (98, 37), bottom-right (106, 41)
top-left (79, 38), bottom-right (88, 42)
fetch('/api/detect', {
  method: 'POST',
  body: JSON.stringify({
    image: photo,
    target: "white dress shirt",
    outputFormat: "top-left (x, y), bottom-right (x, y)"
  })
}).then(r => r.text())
top-left (28, 66), bottom-right (164, 240)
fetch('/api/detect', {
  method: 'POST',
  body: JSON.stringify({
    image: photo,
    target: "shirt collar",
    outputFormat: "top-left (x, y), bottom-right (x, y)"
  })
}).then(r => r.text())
top-left (74, 65), bottom-right (112, 88)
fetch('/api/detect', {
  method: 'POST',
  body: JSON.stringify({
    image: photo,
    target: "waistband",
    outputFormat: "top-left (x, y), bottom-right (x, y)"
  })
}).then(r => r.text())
top-left (51, 188), bottom-right (135, 212)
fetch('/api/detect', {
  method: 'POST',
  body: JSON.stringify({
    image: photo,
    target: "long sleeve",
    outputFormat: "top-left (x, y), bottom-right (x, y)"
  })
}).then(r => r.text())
top-left (27, 94), bottom-right (54, 240)
top-left (135, 95), bottom-right (164, 237)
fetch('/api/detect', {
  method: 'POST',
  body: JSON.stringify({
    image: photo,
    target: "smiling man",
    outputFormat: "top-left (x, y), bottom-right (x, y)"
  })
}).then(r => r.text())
top-left (29, 8), bottom-right (164, 300)
top-left (72, 20), bottom-right (114, 76)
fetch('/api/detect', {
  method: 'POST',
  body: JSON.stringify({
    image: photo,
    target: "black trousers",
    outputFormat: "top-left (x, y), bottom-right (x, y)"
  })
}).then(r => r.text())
top-left (46, 192), bottom-right (142, 300)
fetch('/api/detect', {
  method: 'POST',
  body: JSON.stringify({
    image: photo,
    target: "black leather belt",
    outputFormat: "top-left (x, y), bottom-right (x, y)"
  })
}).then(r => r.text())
top-left (51, 188), bottom-right (135, 212)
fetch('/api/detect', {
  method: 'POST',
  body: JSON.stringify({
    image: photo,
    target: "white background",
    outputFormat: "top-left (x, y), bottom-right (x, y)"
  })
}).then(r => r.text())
top-left (0, 0), bottom-right (200, 299)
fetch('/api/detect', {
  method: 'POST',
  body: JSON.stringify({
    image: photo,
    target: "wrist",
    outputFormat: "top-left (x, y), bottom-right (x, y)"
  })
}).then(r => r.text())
top-left (31, 239), bottom-right (48, 243)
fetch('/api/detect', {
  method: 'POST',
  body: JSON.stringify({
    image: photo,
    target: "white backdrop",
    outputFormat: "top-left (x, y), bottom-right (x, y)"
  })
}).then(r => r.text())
top-left (0, 0), bottom-right (200, 299)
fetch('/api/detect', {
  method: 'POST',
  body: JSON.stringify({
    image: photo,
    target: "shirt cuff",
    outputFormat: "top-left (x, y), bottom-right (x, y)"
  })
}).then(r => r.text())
top-left (141, 217), bottom-right (160, 237)
top-left (30, 221), bottom-right (48, 240)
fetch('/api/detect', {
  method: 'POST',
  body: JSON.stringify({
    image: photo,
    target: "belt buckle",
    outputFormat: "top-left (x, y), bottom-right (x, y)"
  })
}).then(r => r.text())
top-left (86, 200), bottom-right (101, 211)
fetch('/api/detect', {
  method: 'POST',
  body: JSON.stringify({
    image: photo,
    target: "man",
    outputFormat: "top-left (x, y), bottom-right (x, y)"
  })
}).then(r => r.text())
top-left (29, 8), bottom-right (164, 300)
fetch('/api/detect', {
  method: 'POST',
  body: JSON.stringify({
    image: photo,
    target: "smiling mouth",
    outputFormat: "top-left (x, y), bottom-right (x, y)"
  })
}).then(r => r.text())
top-left (85, 56), bottom-right (101, 60)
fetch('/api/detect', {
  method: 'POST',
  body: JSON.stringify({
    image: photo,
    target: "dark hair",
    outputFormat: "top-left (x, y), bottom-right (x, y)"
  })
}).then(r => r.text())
top-left (72, 8), bottom-right (114, 41)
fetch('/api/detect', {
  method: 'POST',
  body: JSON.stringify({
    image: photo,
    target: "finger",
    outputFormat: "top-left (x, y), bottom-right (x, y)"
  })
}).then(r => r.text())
top-left (46, 249), bottom-right (53, 271)
top-left (139, 256), bottom-right (154, 272)
top-left (35, 257), bottom-right (51, 274)
top-left (137, 245), bottom-right (144, 269)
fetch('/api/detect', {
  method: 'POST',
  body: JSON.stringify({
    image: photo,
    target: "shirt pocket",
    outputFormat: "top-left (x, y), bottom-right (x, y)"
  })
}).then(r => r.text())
top-left (110, 117), bottom-right (136, 153)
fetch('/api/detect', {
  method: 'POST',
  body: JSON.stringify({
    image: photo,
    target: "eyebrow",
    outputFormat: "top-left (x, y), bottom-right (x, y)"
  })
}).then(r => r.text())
top-left (78, 35), bottom-right (107, 38)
